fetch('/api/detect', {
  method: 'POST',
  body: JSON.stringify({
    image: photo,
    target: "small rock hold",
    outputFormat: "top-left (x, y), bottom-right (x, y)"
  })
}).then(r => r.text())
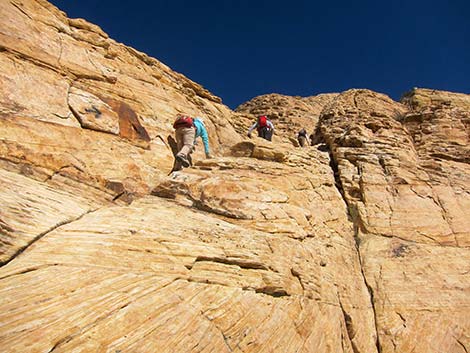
top-left (106, 76), bottom-right (118, 84)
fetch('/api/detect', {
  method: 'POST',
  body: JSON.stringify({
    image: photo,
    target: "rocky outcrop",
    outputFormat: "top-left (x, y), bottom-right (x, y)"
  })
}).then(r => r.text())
top-left (0, 1), bottom-right (469, 353)
top-left (0, 0), bottom-right (238, 150)
top-left (318, 88), bottom-right (470, 352)
top-left (235, 93), bottom-right (339, 144)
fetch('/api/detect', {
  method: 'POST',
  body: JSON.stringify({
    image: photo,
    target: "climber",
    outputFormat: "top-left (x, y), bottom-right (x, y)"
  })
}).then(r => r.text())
top-left (173, 115), bottom-right (212, 171)
top-left (173, 114), bottom-right (196, 169)
top-left (297, 128), bottom-right (308, 147)
top-left (193, 117), bottom-right (212, 159)
top-left (247, 115), bottom-right (274, 141)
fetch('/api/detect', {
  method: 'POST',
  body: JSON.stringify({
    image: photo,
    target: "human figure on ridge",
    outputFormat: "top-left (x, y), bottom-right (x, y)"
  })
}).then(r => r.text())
top-left (247, 115), bottom-right (274, 141)
top-left (173, 115), bottom-right (211, 171)
top-left (297, 128), bottom-right (308, 147)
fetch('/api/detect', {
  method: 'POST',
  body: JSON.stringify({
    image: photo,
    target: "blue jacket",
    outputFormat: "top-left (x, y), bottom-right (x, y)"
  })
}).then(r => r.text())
top-left (193, 118), bottom-right (210, 155)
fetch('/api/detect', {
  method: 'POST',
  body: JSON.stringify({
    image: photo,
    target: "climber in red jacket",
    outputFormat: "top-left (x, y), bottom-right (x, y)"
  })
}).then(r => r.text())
top-left (247, 115), bottom-right (274, 141)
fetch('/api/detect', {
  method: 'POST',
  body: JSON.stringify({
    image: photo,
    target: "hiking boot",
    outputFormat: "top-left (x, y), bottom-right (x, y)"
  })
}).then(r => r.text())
top-left (176, 154), bottom-right (190, 167)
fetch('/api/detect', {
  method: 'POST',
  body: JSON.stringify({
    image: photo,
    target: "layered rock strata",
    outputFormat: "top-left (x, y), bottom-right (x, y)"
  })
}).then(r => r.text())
top-left (318, 89), bottom-right (470, 352)
top-left (0, 1), bottom-right (469, 353)
top-left (235, 93), bottom-right (338, 145)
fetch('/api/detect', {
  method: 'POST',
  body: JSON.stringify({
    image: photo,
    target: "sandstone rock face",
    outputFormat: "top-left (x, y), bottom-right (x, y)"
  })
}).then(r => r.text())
top-left (235, 93), bottom-right (338, 144)
top-left (0, 1), bottom-right (469, 353)
top-left (0, 0), bottom-right (239, 151)
top-left (68, 87), bottom-right (121, 135)
top-left (319, 88), bottom-right (470, 353)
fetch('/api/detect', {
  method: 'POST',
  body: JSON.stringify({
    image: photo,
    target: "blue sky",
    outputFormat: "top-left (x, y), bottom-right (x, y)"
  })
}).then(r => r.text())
top-left (49, 0), bottom-right (469, 109)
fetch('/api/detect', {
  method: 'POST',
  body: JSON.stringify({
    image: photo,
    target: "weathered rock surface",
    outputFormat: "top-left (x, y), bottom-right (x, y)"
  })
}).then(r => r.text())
top-left (319, 88), bottom-right (470, 352)
top-left (235, 93), bottom-right (339, 144)
top-left (0, 1), bottom-right (469, 353)
top-left (68, 87), bottom-right (121, 135)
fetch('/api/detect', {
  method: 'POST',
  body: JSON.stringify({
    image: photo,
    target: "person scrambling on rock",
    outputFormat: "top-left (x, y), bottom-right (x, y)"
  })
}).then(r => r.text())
top-left (173, 115), bottom-right (194, 169)
top-left (247, 115), bottom-right (274, 141)
top-left (173, 115), bottom-right (212, 171)
top-left (297, 128), bottom-right (308, 147)
top-left (193, 117), bottom-right (212, 159)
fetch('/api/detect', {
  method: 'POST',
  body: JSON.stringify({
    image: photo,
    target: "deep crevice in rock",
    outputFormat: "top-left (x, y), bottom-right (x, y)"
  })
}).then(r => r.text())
top-left (112, 191), bottom-right (126, 201)
top-left (44, 164), bottom-right (85, 182)
top-left (194, 255), bottom-right (269, 271)
top-left (351, 207), bottom-right (383, 353)
top-left (46, 335), bottom-right (74, 353)
top-left (185, 277), bottom-right (290, 298)
top-left (10, 2), bottom-right (33, 20)
top-left (325, 145), bottom-right (348, 212)
top-left (338, 297), bottom-right (360, 353)
top-left (221, 332), bottom-right (234, 353)
top-left (320, 127), bottom-right (382, 353)
top-left (254, 287), bottom-right (289, 298)
top-left (0, 45), bottom-right (61, 73)
top-left (0, 208), bottom-right (98, 267)
top-left (396, 312), bottom-right (407, 327)
top-left (290, 268), bottom-right (305, 292)
top-left (364, 275), bottom-right (382, 353)
top-left (456, 338), bottom-right (468, 353)
top-left (0, 263), bottom-right (59, 280)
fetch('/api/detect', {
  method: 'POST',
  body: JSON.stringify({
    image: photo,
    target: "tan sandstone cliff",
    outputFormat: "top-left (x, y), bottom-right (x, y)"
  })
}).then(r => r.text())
top-left (0, 1), bottom-right (469, 352)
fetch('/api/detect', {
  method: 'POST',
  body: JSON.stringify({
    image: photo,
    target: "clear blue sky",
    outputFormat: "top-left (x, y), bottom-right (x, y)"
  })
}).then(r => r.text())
top-left (49, 0), bottom-right (469, 109)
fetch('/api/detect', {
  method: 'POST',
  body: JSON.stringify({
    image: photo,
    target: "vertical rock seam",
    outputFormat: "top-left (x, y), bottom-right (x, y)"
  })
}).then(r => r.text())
top-left (323, 139), bottom-right (382, 353)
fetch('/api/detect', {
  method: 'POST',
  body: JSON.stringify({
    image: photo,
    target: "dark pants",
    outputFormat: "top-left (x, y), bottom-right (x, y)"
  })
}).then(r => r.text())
top-left (258, 127), bottom-right (273, 141)
top-left (298, 135), bottom-right (308, 147)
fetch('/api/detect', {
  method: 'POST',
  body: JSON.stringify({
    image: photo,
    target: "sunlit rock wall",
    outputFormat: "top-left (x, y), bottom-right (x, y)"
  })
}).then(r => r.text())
top-left (0, 1), bottom-right (469, 353)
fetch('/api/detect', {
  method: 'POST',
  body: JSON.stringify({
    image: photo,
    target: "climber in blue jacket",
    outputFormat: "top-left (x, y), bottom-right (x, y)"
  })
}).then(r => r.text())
top-left (193, 117), bottom-right (212, 159)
